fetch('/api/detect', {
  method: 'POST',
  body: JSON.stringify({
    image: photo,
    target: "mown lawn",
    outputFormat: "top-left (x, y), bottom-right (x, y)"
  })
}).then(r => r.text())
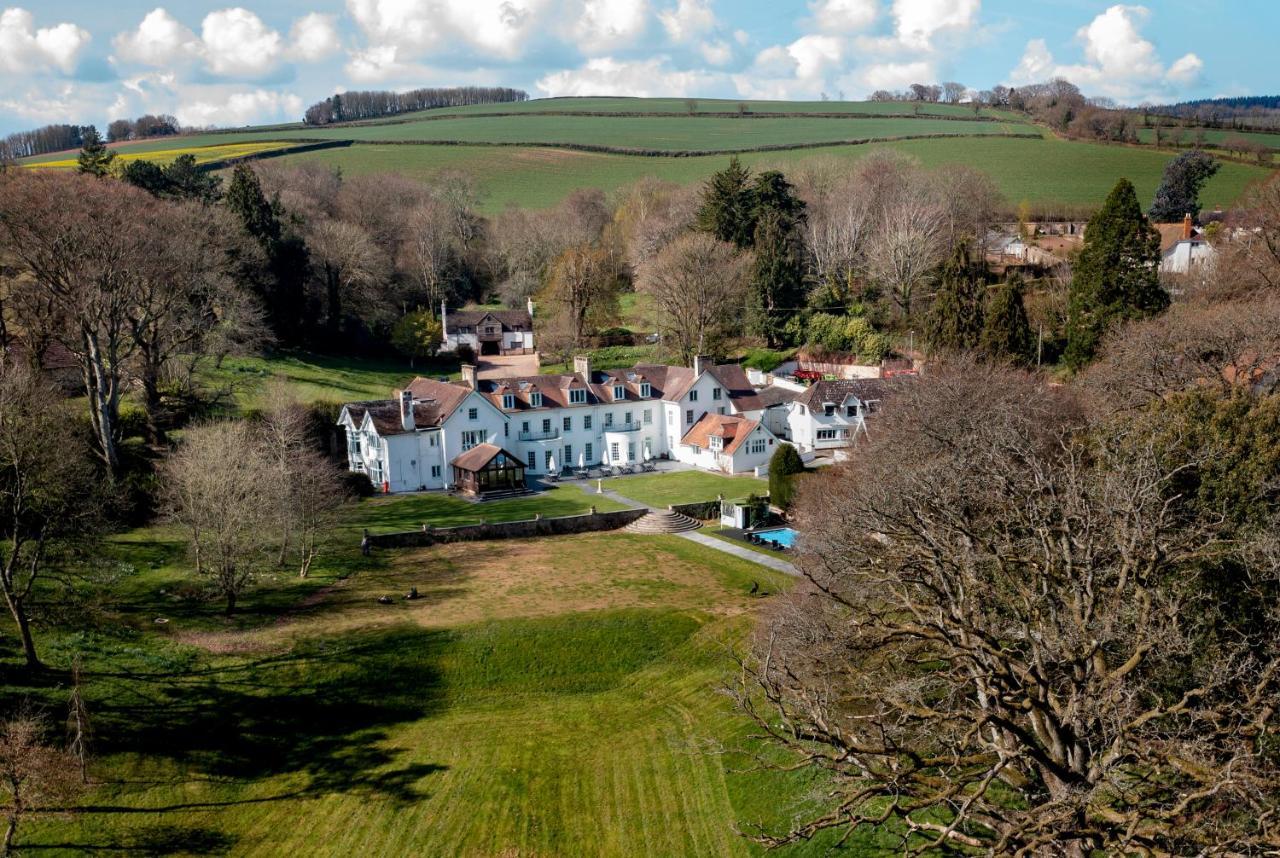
top-left (353, 484), bottom-right (630, 534)
top-left (5, 498), bottom-right (912, 856)
top-left (601, 470), bottom-right (769, 508)
top-left (195, 351), bottom-right (456, 411)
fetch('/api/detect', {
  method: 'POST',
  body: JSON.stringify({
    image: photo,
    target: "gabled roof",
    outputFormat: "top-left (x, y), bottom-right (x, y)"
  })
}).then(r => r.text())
top-left (794, 379), bottom-right (891, 410)
top-left (680, 413), bottom-right (761, 456)
top-left (451, 443), bottom-right (523, 472)
top-left (341, 399), bottom-right (448, 436)
top-left (754, 385), bottom-right (802, 408)
top-left (443, 308), bottom-right (532, 330)
top-left (706, 363), bottom-right (763, 412)
top-left (405, 376), bottom-right (472, 421)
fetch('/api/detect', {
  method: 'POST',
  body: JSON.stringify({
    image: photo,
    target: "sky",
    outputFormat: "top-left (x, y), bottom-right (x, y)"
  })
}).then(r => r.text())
top-left (0, 0), bottom-right (1274, 135)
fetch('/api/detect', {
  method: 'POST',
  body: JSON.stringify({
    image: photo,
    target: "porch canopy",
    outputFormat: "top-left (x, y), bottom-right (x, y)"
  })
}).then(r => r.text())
top-left (451, 443), bottom-right (526, 496)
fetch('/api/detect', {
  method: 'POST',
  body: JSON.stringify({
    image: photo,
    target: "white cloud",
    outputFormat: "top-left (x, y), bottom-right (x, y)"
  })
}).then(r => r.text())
top-left (1008, 38), bottom-right (1052, 85)
top-left (574, 0), bottom-right (650, 54)
top-left (807, 0), bottom-right (877, 34)
top-left (288, 13), bottom-right (341, 62)
top-left (201, 8), bottom-right (283, 76)
top-left (698, 39), bottom-right (732, 66)
top-left (657, 0), bottom-right (716, 43)
top-left (176, 88), bottom-right (303, 128)
top-left (1007, 5), bottom-right (1208, 102)
top-left (112, 8), bottom-right (200, 67)
top-left (346, 0), bottom-right (556, 65)
top-left (891, 0), bottom-right (980, 51)
top-left (0, 8), bottom-right (90, 74)
top-left (1165, 52), bottom-right (1203, 86)
top-left (537, 55), bottom-right (722, 98)
top-left (846, 59), bottom-right (934, 92)
top-left (786, 34), bottom-right (844, 80)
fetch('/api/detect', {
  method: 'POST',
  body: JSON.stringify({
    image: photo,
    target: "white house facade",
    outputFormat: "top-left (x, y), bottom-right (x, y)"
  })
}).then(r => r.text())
top-left (338, 355), bottom-right (789, 492)
top-left (784, 379), bottom-right (887, 455)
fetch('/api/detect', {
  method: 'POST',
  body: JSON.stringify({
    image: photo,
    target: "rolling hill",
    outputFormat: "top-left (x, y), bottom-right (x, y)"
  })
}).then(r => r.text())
top-left (18, 96), bottom-right (1276, 215)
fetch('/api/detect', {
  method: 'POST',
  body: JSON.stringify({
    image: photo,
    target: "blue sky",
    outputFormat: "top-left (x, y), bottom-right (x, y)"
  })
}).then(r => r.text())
top-left (0, 0), bottom-right (1273, 135)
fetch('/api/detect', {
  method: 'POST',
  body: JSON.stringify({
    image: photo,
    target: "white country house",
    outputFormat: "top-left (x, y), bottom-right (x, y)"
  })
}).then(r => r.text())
top-left (750, 378), bottom-right (889, 459)
top-left (337, 355), bottom-right (785, 494)
top-left (440, 299), bottom-right (535, 355)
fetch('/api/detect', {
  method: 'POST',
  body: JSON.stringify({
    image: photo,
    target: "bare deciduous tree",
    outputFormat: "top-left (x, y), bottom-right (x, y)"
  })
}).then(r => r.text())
top-left (0, 172), bottom-right (154, 470)
top-left (865, 185), bottom-right (947, 317)
top-left (537, 245), bottom-right (620, 354)
top-left (740, 361), bottom-right (1280, 855)
top-left (0, 709), bottom-right (81, 857)
top-left (0, 364), bottom-right (97, 668)
top-left (163, 421), bottom-right (276, 615)
top-left (306, 218), bottom-right (386, 337)
top-left (638, 233), bottom-right (749, 364)
top-left (400, 199), bottom-right (458, 312)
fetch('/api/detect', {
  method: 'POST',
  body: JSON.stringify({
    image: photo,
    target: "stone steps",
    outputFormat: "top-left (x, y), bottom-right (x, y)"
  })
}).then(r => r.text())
top-left (624, 509), bottom-right (702, 534)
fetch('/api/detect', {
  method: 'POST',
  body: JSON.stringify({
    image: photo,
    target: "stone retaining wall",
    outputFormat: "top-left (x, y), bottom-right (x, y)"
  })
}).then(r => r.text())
top-left (367, 506), bottom-right (647, 549)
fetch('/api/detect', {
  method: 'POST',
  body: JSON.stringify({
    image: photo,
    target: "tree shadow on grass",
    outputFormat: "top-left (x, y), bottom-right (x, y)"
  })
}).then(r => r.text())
top-left (26, 824), bottom-right (237, 855)
top-left (87, 623), bottom-right (455, 804)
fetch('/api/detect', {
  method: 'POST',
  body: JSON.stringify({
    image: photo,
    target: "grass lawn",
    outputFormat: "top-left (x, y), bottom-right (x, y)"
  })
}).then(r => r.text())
top-left (601, 470), bottom-right (769, 508)
top-left (195, 351), bottom-right (457, 411)
top-left (353, 484), bottom-right (631, 534)
top-left (5, 495), bottom-right (913, 855)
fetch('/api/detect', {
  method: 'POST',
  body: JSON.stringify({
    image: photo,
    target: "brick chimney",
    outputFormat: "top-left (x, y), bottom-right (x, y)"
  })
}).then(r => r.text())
top-left (460, 364), bottom-right (478, 390)
top-left (693, 354), bottom-right (712, 376)
top-left (573, 354), bottom-right (592, 381)
top-left (399, 390), bottom-right (414, 431)
top-left (1183, 213), bottom-right (1193, 241)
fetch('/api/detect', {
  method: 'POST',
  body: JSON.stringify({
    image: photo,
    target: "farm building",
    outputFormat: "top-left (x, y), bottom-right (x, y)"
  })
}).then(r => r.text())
top-left (1157, 215), bottom-right (1216, 275)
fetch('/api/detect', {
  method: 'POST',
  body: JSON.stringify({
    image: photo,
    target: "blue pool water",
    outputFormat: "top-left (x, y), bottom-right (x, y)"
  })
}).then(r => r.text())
top-left (753, 527), bottom-right (799, 548)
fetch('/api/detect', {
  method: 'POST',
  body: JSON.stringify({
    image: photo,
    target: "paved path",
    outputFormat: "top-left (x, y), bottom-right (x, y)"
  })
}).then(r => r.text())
top-left (596, 486), bottom-right (799, 576)
top-left (477, 352), bottom-right (540, 379)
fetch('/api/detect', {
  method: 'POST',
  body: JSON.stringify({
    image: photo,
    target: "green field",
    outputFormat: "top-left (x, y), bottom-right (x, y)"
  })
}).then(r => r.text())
top-left (207, 113), bottom-right (1033, 151)
top-left (601, 470), bottom-right (769, 508)
top-left (275, 135), bottom-right (1273, 214)
top-left (1136, 126), bottom-right (1280, 150)
top-left (5, 484), bottom-right (906, 856)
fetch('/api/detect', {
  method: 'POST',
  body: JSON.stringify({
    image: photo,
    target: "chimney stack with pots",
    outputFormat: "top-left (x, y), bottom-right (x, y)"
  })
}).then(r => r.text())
top-left (1183, 213), bottom-right (1193, 241)
top-left (461, 364), bottom-right (478, 390)
top-left (573, 354), bottom-right (592, 381)
top-left (399, 390), bottom-right (414, 431)
top-left (693, 355), bottom-right (712, 376)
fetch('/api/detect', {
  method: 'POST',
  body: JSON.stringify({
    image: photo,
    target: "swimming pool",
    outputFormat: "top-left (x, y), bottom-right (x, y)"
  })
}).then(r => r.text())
top-left (752, 527), bottom-right (799, 549)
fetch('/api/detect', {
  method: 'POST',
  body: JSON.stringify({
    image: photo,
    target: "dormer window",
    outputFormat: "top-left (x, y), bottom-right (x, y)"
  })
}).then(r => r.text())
top-left (502, 393), bottom-right (515, 410)
top-left (613, 384), bottom-right (625, 400)
top-left (709, 435), bottom-right (723, 451)
top-left (639, 382), bottom-right (651, 398)
top-left (845, 402), bottom-right (858, 417)
top-left (569, 387), bottom-right (586, 405)
top-left (823, 402), bottom-right (835, 417)
top-left (530, 391), bottom-right (543, 408)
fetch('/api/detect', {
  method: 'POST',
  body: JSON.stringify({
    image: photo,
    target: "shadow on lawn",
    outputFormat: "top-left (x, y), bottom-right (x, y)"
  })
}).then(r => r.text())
top-left (27, 824), bottom-right (238, 855)
top-left (89, 624), bottom-right (453, 804)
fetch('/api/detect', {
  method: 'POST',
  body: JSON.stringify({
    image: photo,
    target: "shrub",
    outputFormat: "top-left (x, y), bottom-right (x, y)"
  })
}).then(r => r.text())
top-left (743, 348), bottom-right (792, 373)
top-left (340, 470), bottom-right (376, 498)
top-left (768, 444), bottom-right (806, 510)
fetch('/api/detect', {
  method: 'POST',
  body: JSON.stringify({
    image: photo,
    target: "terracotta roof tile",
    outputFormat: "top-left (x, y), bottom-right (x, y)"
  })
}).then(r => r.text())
top-left (680, 413), bottom-right (761, 456)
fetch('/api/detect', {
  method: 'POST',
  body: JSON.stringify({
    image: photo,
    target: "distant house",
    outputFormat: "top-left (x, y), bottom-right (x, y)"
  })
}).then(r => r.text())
top-left (1157, 214), bottom-right (1216, 275)
top-left (785, 379), bottom-right (889, 456)
top-left (440, 299), bottom-right (535, 356)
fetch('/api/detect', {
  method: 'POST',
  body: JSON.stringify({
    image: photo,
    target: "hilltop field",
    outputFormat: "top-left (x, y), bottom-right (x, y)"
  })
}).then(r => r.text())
top-left (19, 96), bottom-right (1274, 214)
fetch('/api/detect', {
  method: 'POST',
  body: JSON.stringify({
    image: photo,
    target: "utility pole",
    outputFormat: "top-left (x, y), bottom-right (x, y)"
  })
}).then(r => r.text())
top-left (1037, 323), bottom-right (1044, 368)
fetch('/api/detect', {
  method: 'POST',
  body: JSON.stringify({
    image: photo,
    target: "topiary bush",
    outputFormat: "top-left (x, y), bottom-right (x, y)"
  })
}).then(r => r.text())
top-left (768, 444), bottom-right (806, 510)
